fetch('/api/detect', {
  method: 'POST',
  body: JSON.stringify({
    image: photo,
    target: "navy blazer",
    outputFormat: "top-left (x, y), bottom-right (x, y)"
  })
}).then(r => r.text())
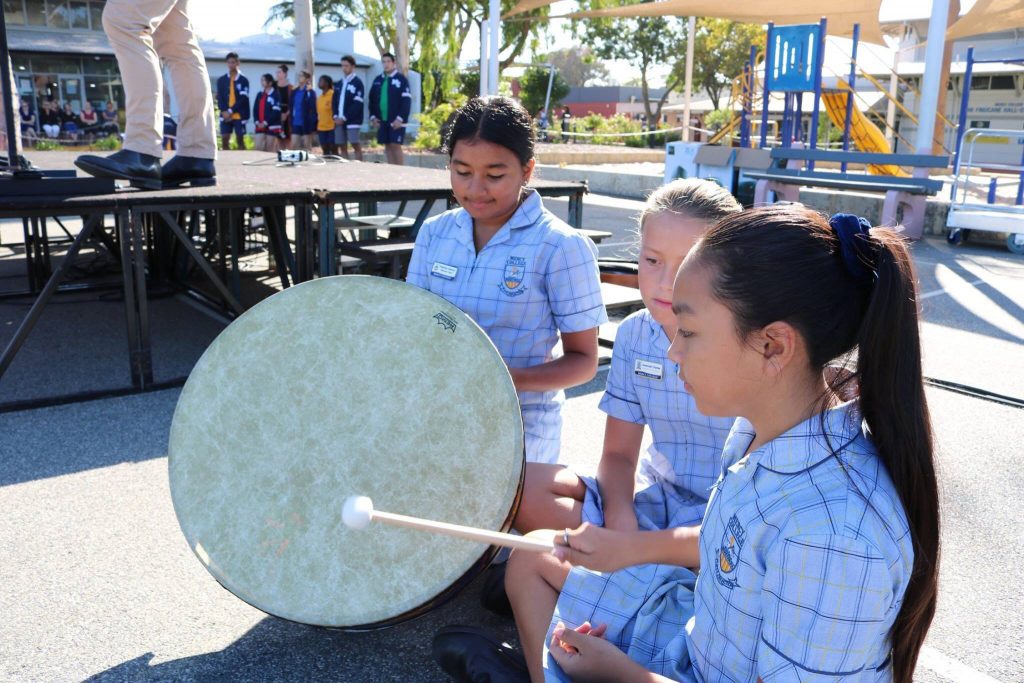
top-left (368, 71), bottom-right (411, 124)
top-left (252, 88), bottom-right (282, 130)
top-left (216, 72), bottom-right (251, 121)
top-left (332, 75), bottom-right (365, 126)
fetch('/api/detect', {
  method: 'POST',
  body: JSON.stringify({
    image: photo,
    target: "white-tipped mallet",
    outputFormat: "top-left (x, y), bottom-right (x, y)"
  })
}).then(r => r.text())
top-left (342, 495), bottom-right (555, 553)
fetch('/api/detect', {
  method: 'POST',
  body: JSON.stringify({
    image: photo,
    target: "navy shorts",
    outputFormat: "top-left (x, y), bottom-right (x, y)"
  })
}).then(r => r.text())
top-left (376, 122), bottom-right (405, 145)
top-left (292, 122), bottom-right (313, 136)
top-left (220, 119), bottom-right (245, 136)
top-left (317, 130), bottom-right (334, 148)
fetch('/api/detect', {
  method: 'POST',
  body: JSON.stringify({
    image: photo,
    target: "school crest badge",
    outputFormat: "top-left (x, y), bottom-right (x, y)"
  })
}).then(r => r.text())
top-left (499, 256), bottom-right (528, 297)
top-left (714, 514), bottom-right (746, 589)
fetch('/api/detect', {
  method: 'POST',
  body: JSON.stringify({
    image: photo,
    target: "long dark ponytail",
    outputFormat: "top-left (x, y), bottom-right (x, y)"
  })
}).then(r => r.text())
top-left (694, 205), bottom-right (939, 683)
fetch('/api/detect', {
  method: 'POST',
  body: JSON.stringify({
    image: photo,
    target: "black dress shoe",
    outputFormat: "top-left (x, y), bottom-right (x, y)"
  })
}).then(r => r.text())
top-left (75, 149), bottom-right (161, 190)
top-left (162, 155), bottom-right (216, 188)
top-left (433, 625), bottom-right (529, 683)
top-left (480, 562), bottom-right (513, 617)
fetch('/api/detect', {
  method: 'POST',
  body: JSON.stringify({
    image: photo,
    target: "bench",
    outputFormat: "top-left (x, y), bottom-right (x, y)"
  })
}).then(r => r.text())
top-left (601, 281), bottom-right (643, 315)
top-left (579, 228), bottom-right (613, 244)
top-left (746, 148), bottom-right (948, 238)
top-left (337, 239), bottom-right (416, 279)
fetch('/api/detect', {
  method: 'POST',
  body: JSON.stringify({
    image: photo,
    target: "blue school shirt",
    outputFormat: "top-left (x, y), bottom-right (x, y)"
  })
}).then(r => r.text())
top-left (406, 190), bottom-right (607, 463)
top-left (684, 401), bottom-right (913, 682)
top-left (598, 309), bottom-right (734, 527)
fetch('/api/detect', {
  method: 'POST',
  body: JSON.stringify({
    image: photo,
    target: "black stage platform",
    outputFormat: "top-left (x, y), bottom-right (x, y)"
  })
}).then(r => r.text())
top-left (0, 152), bottom-right (587, 408)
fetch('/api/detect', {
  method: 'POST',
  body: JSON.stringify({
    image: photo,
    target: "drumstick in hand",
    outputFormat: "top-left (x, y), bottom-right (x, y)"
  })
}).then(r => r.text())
top-left (342, 496), bottom-right (555, 553)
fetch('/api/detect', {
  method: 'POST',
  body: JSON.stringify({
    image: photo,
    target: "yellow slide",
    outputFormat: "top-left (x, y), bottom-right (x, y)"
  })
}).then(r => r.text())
top-left (821, 79), bottom-right (908, 177)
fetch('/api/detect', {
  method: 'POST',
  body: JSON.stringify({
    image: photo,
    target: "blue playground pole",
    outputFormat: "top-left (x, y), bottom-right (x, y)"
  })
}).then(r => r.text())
top-left (807, 17), bottom-right (827, 170)
top-left (953, 46), bottom-right (975, 180)
top-left (740, 44), bottom-right (756, 147)
top-left (781, 93), bottom-right (793, 147)
top-left (760, 22), bottom-right (774, 147)
top-left (1017, 142), bottom-right (1024, 205)
top-left (740, 65), bottom-right (750, 146)
top-left (795, 91), bottom-right (803, 143)
top-left (841, 23), bottom-right (860, 172)
top-left (748, 45), bottom-right (757, 145)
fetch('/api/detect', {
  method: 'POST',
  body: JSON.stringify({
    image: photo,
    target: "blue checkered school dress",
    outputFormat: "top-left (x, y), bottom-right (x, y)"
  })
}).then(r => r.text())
top-left (407, 190), bottom-right (607, 463)
top-left (579, 309), bottom-right (734, 530)
top-left (545, 401), bottom-right (914, 682)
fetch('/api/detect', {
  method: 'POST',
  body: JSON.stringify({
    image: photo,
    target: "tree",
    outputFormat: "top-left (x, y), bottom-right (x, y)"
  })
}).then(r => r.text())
top-left (690, 19), bottom-right (766, 111)
top-left (518, 66), bottom-right (570, 117)
top-left (574, 1), bottom-right (688, 125)
top-left (265, 0), bottom-right (353, 34)
top-left (543, 46), bottom-right (609, 88)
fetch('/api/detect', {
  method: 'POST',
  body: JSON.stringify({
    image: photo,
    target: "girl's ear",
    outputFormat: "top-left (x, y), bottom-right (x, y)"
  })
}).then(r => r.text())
top-left (754, 321), bottom-right (800, 378)
top-left (523, 158), bottom-right (536, 184)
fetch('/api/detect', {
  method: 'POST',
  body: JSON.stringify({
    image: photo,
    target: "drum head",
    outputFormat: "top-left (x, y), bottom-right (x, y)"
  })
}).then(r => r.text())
top-left (168, 276), bottom-right (524, 629)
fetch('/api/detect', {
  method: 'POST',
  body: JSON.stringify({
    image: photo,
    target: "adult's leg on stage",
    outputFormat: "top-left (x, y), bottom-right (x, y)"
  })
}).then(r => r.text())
top-left (151, 0), bottom-right (215, 161)
top-left (102, 0), bottom-right (171, 159)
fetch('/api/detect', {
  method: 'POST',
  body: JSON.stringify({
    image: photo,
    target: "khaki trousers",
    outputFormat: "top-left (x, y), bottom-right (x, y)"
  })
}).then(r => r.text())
top-left (103, 0), bottom-right (215, 159)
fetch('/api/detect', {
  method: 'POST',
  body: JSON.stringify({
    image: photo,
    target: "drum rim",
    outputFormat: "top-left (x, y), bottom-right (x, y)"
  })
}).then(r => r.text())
top-left (169, 275), bottom-right (526, 629)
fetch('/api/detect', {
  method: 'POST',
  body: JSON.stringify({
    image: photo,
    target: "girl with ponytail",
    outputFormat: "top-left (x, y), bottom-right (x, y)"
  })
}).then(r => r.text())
top-left (534, 205), bottom-right (939, 682)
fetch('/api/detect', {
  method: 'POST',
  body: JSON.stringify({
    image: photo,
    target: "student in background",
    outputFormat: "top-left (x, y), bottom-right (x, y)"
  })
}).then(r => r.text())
top-left (368, 52), bottom-right (411, 165)
top-left (252, 73), bottom-right (282, 152)
top-left (19, 100), bottom-right (36, 144)
top-left (316, 75), bottom-right (336, 156)
top-left (40, 100), bottom-right (61, 139)
top-left (101, 100), bottom-right (120, 136)
top-left (333, 55), bottom-right (364, 161)
top-left (289, 70), bottom-right (316, 151)
top-left (274, 64), bottom-right (293, 149)
top-left (216, 52), bottom-right (249, 150)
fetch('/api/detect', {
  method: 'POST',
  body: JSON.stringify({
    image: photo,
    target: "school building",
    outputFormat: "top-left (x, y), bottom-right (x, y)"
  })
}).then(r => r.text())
top-left (561, 86), bottom-right (674, 119)
top-left (2, 1), bottom-right (420, 135)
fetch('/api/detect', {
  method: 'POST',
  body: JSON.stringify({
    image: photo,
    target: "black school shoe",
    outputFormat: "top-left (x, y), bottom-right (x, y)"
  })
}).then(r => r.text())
top-left (432, 625), bottom-right (529, 683)
top-left (161, 155), bottom-right (216, 188)
top-left (480, 562), bottom-right (513, 616)
top-left (74, 149), bottom-right (162, 190)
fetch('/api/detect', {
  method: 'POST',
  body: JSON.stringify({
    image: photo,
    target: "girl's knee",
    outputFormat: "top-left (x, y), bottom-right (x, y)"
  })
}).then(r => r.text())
top-left (507, 546), bottom-right (570, 596)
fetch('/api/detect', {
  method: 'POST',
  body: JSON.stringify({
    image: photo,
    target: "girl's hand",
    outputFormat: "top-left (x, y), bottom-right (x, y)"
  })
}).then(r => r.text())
top-left (551, 523), bottom-right (634, 572)
top-left (552, 621), bottom-right (607, 654)
top-left (549, 621), bottom-right (632, 682)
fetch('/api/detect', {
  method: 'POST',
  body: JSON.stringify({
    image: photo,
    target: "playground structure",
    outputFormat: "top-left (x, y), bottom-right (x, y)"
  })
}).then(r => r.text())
top-left (695, 17), bottom-right (1024, 248)
top-left (711, 22), bottom-right (960, 173)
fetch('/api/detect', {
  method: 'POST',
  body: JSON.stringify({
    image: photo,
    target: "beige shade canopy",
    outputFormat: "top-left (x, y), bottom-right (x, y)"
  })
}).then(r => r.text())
top-left (504, 0), bottom-right (887, 43)
top-left (947, 0), bottom-right (1024, 39)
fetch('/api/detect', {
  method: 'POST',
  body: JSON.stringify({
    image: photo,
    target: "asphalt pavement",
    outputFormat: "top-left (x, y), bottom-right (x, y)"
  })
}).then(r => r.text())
top-left (1, 191), bottom-right (1022, 682)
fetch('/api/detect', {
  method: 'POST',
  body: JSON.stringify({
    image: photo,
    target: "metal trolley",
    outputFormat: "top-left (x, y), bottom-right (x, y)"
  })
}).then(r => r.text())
top-left (947, 128), bottom-right (1024, 254)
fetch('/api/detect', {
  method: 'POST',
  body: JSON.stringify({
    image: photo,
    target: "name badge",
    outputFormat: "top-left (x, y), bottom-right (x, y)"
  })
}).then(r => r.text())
top-left (634, 359), bottom-right (663, 380)
top-left (431, 262), bottom-right (458, 280)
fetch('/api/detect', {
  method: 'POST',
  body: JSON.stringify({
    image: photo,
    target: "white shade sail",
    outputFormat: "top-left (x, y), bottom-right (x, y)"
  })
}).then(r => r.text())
top-left (503, 0), bottom-right (887, 43)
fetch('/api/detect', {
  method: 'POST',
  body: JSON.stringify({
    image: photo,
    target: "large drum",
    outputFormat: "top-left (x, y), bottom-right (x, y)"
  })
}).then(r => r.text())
top-left (168, 276), bottom-right (524, 629)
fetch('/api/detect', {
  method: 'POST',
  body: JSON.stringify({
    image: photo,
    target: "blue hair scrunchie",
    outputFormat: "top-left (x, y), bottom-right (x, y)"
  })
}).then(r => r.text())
top-left (829, 213), bottom-right (877, 285)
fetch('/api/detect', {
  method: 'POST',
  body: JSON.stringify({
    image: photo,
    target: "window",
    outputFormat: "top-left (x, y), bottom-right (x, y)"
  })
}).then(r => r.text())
top-left (969, 76), bottom-right (991, 90)
top-left (68, 0), bottom-right (87, 28)
top-left (47, 0), bottom-right (70, 28)
top-left (24, 0), bottom-right (44, 25)
top-left (32, 55), bottom-right (81, 74)
top-left (4, 0), bottom-right (25, 24)
top-left (989, 75), bottom-right (1015, 90)
top-left (969, 120), bottom-right (991, 128)
top-left (89, 0), bottom-right (101, 29)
